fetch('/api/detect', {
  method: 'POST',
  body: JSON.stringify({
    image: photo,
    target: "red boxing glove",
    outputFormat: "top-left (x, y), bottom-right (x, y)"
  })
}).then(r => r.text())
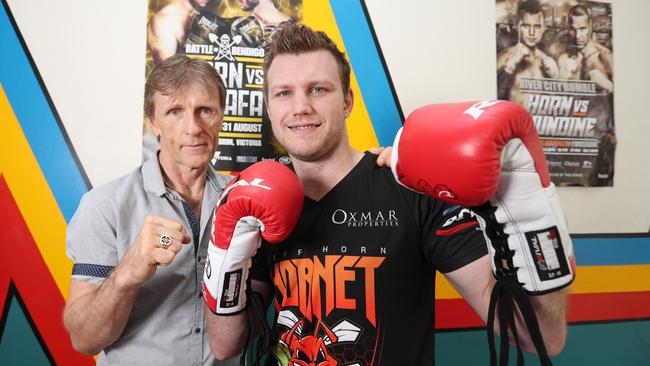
top-left (203, 161), bottom-right (303, 314)
top-left (391, 100), bottom-right (575, 294)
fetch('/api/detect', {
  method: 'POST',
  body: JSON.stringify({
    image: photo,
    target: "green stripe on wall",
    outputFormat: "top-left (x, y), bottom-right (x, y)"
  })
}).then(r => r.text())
top-left (0, 295), bottom-right (51, 365)
top-left (437, 320), bottom-right (650, 365)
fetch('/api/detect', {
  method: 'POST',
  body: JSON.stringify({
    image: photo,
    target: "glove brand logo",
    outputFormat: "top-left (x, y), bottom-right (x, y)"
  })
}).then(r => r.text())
top-left (525, 227), bottom-right (570, 281)
top-left (220, 178), bottom-right (272, 201)
top-left (464, 100), bottom-right (500, 120)
top-left (434, 184), bottom-right (457, 200)
top-left (331, 209), bottom-right (399, 228)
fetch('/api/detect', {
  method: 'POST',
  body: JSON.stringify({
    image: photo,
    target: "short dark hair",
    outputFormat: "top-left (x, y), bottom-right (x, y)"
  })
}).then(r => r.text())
top-left (263, 22), bottom-right (351, 98)
top-left (517, 0), bottom-right (543, 20)
top-left (144, 55), bottom-right (226, 119)
top-left (568, 4), bottom-right (592, 24)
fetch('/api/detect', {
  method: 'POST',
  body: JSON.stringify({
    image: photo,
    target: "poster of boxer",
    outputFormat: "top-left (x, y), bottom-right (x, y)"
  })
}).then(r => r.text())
top-left (496, 0), bottom-right (615, 186)
top-left (144, 0), bottom-right (302, 172)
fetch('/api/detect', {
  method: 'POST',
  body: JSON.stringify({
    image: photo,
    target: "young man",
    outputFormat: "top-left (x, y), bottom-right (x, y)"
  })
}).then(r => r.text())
top-left (64, 55), bottom-right (236, 365)
top-left (206, 23), bottom-right (569, 364)
top-left (497, 0), bottom-right (559, 106)
top-left (558, 4), bottom-right (613, 93)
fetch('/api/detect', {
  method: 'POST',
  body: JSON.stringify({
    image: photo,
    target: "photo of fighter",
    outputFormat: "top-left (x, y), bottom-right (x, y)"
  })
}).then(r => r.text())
top-left (230, 0), bottom-right (294, 49)
top-left (557, 4), bottom-right (613, 93)
top-left (147, 0), bottom-right (222, 65)
top-left (496, 0), bottom-right (615, 187)
top-left (497, 0), bottom-right (558, 106)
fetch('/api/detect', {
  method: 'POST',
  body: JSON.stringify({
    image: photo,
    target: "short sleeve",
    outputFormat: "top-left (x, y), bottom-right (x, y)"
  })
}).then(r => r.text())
top-left (66, 192), bottom-right (119, 285)
top-left (419, 198), bottom-right (488, 273)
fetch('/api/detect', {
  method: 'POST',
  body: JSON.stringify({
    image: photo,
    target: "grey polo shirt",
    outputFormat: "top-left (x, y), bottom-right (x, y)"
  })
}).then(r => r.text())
top-left (66, 154), bottom-right (236, 366)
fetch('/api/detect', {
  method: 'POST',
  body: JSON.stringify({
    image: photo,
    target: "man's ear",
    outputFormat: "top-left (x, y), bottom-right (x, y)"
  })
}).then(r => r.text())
top-left (344, 88), bottom-right (354, 118)
top-left (148, 116), bottom-right (161, 141)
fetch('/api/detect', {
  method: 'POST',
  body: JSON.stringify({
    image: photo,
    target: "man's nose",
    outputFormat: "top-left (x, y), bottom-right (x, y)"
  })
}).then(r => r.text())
top-left (184, 112), bottom-right (203, 134)
top-left (292, 92), bottom-right (313, 116)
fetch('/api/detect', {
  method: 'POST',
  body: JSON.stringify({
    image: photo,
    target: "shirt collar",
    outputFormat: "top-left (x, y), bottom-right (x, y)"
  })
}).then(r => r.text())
top-left (142, 151), bottom-right (223, 198)
top-left (142, 152), bottom-right (167, 197)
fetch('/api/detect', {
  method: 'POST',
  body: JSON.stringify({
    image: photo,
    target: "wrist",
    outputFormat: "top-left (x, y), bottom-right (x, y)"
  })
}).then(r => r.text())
top-left (111, 263), bottom-right (146, 292)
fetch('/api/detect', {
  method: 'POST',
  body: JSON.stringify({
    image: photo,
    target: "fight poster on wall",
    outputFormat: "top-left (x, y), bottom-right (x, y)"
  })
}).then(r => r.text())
top-left (144, 0), bottom-right (302, 172)
top-left (496, 0), bottom-right (615, 186)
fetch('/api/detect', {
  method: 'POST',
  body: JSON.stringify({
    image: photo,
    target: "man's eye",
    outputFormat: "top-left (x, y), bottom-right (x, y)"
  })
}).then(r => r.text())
top-left (168, 108), bottom-right (180, 116)
top-left (277, 90), bottom-right (290, 97)
top-left (312, 86), bottom-right (323, 94)
top-left (200, 107), bottom-right (212, 114)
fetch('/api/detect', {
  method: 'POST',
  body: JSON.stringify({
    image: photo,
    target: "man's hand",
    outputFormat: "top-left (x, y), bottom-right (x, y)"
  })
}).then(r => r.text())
top-left (369, 146), bottom-right (393, 167)
top-left (118, 216), bottom-right (191, 287)
top-left (504, 43), bottom-right (530, 74)
top-left (64, 216), bottom-right (190, 355)
top-left (539, 52), bottom-right (559, 78)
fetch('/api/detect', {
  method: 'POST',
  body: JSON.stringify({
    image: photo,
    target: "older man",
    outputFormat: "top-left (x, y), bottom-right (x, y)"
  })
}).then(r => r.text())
top-left (64, 55), bottom-right (236, 365)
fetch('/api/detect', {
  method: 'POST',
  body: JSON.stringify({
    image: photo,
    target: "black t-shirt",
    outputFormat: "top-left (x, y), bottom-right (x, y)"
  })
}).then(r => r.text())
top-left (251, 153), bottom-right (487, 365)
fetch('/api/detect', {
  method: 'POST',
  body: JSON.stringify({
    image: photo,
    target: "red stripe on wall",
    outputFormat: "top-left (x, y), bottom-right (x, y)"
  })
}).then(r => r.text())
top-left (436, 298), bottom-right (484, 329)
top-left (568, 291), bottom-right (650, 323)
top-left (0, 176), bottom-right (93, 365)
top-left (435, 291), bottom-right (650, 330)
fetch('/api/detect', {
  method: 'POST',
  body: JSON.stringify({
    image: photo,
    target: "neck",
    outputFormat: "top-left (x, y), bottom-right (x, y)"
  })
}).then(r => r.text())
top-left (580, 40), bottom-right (597, 56)
top-left (158, 153), bottom-right (207, 212)
top-left (292, 144), bottom-right (364, 201)
top-left (253, 1), bottom-right (290, 26)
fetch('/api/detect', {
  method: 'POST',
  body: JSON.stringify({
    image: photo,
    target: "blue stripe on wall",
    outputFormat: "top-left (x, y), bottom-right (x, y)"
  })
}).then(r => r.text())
top-left (573, 236), bottom-right (650, 266)
top-left (330, 0), bottom-right (403, 146)
top-left (0, 2), bottom-right (89, 222)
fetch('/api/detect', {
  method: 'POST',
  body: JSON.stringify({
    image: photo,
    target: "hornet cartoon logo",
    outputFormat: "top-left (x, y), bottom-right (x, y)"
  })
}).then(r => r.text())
top-left (273, 310), bottom-right (362, 366)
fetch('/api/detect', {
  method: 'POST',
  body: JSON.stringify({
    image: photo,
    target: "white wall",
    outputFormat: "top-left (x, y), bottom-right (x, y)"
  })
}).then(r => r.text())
top-left (7, 0), bottom-right (650, 234)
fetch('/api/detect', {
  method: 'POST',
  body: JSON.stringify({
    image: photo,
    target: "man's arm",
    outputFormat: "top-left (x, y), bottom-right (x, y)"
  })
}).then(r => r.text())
top-left (204, 161), bottom-right (303, 360)
top-left (206, 280), bottom-right (273, 360)
top-left (496, 46), bottom-right (523, 100)
top-left (540, 51), bottom-right (559, 78)
top-left (445, 255), bottom-right (568, 355)
top-left (63, 216), bottom-right (190, 354)
top-left (585, 45), bottom-right (614, 93)
top-left (63, 276), bottom-right (140, 354)
top-left (148, 13), bottom-right (185, 64)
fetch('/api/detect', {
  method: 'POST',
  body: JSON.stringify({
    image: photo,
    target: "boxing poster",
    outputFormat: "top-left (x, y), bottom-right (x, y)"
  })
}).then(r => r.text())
top-left (144, 0), bottom-right (302, 172)
top-left (496, 0), bottom-right (615, 186)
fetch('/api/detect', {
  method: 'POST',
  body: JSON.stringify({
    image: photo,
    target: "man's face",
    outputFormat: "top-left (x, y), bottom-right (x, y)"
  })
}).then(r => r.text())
top-left (569, 15), bottom-right (591, 49)
top-left (150, 82), bottom-right (223, 171)
top-left (239, 0), bottom-right (260, 12)
top-left (266, 49), bottom-right (353, 163)
top-left (518, 12), bottom-right (545, 48)
top-left (191, 0), bottom-right (209, 9)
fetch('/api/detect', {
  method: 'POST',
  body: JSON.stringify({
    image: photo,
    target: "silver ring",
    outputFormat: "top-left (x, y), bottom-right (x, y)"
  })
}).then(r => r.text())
top-left (159, 234), bottom-right (172, 249)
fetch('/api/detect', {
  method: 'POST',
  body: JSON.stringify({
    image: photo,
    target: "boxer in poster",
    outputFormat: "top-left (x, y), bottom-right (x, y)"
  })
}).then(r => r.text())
top-left (496, 0), bottom-right (615, 186)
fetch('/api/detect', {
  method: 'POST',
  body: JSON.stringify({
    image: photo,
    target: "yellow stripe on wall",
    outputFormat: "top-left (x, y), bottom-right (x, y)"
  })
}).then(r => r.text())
top-left (303, 0), bottom-right (380, 152)
top-left (0, 84), bottom-right (71, 299)
top-left (435, 264), bottom-right (650, 299)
